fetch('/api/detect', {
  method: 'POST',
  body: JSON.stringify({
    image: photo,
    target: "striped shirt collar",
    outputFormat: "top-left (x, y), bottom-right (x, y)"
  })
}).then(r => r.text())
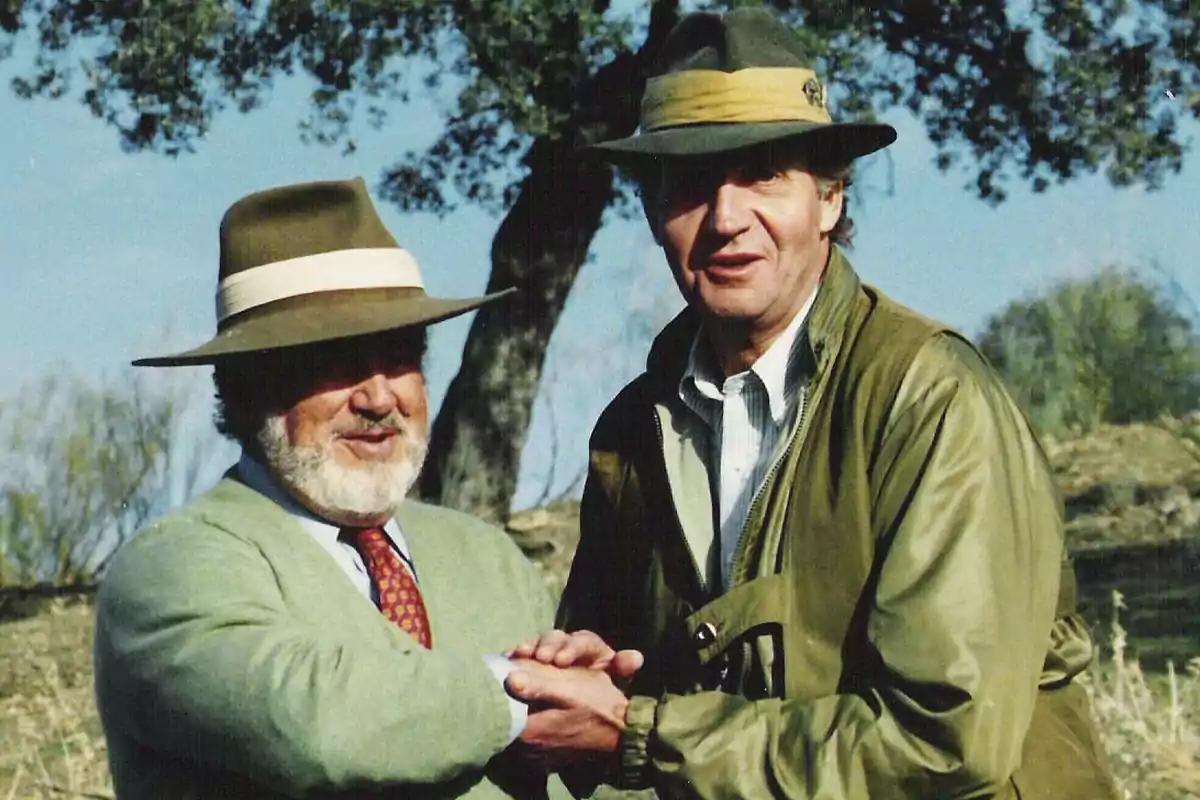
top-left (679, 290), bottom-right (817, 425)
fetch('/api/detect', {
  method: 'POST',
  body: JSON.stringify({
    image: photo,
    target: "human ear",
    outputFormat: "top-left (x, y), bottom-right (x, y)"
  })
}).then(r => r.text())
top-left (818, 181), bottom-right (843, 235)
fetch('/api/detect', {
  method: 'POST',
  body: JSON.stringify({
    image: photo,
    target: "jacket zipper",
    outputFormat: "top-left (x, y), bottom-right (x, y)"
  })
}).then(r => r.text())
top-left (727, 345), bottom-right (826, 587)
top-left (653, 409), bottom-right (707, 597)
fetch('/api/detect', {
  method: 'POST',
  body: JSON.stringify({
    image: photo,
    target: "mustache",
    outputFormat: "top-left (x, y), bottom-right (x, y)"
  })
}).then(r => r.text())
top-left (339, 414), bottom-right (411, 435)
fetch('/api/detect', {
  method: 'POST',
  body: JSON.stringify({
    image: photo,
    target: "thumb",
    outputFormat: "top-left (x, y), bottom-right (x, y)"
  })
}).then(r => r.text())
top-left (506, 670), bottom-right (532, 698)
top-left (507, 668), bottom-right (561, 704)
top-left (610, 649), bottom-right (645, 680)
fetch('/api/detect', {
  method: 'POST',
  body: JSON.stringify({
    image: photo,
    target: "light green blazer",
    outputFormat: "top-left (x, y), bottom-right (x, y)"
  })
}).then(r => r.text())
top-left (94, 474), bottom-right (570, 799)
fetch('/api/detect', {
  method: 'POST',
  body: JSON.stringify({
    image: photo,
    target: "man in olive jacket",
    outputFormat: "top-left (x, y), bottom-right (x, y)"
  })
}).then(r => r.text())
top-left (505, 8), bottom-right (1118, 799)
top-left (94, 178), bottom-right (582, 799)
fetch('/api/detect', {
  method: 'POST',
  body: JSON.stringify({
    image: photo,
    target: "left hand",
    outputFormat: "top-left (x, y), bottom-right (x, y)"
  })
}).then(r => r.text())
top-left (506, 658), bottom-right (629, 767)
top-left (507, 629), bottom-right (644, 687)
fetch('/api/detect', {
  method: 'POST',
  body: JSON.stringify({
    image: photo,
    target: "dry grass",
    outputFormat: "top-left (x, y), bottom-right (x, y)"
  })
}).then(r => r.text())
top-left (4, 594), bottom-right (1200, 799)
top-left (0, 599), bottom-right (111, 800)
top-left (1086, 590), bottom-right (1200, 799)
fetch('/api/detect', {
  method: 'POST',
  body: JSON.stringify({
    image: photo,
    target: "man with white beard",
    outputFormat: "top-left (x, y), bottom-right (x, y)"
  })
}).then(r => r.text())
top-left (92, 177), bottom-right (619, 799)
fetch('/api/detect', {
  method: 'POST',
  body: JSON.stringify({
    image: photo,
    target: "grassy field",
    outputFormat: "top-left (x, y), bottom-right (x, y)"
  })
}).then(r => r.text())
top-left (1075, 541), bottom-right (1200, 672)
top-left (1083, 590), bottom-right (1200, 799)
top-left (0, 599), bottom-right (110, 799)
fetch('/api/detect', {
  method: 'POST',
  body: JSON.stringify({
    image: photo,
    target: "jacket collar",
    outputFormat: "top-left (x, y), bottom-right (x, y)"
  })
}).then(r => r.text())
top-left (804, 245), bottom-right (861, 374)
top-left (646, 245), bottom-right (862, 393)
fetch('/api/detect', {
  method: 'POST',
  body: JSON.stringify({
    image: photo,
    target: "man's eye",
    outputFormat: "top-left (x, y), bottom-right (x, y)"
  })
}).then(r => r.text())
top-left (661, 167), bottom-right (717, 201)
top-left (739, 160), bottom-right (781, 184)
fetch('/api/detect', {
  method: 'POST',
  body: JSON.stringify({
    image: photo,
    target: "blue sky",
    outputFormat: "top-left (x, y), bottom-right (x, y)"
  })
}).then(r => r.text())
top-left (1, 58), bottom-right (1197, 510)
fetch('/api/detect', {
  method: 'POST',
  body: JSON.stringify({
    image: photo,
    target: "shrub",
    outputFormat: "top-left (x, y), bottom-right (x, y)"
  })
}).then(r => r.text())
top-left (978, 268), bottom-right (1200, 434)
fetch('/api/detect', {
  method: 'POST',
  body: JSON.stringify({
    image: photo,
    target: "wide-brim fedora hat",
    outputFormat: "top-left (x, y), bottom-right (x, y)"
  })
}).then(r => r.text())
top-left (594, 8), bottom-right (896, 163)
top-left (134, 177), bottom-right (511, 367)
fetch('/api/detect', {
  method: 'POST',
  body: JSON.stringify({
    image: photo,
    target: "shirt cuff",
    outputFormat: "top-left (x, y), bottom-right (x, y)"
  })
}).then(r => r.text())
top-left (482, 654), bottom-right (528, 744)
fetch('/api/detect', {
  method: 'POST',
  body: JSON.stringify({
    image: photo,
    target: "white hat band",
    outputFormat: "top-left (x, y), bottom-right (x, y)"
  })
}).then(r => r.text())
top-left (216, 248), bottom-right (424, 322)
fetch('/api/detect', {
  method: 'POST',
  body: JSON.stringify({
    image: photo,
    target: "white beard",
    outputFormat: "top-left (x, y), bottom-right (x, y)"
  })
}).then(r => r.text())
top-left (257, 413), bottom-right (428, 526)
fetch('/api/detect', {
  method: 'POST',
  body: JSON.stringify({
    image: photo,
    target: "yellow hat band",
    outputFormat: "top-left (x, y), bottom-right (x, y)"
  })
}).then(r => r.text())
top-left (641, 67), bottom-right (833, 130)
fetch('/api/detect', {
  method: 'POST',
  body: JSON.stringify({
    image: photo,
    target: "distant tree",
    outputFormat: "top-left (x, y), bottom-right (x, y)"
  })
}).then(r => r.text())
top-left (3, 0), bottom-right (1197, 521)
top-left (0, 371), bottom-right (221, 587)
top-left (977, 268), bottom-right (1200, 434)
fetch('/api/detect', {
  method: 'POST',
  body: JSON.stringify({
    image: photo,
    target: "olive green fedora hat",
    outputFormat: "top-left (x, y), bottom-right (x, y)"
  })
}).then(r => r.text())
top-left (133, 177), bottom-right (512, 367)
top-left (594, 7), bottom-right (896, 163)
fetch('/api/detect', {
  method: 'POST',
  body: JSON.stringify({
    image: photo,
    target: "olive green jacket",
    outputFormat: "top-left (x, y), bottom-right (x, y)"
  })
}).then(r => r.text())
top-left (558, 249), bottom-right (1117, 799)
top-left (94, 475), bottom-right (569, 799)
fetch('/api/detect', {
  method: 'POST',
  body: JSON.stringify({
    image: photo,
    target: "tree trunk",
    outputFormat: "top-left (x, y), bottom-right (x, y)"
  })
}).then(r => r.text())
top-left (418, 2), bottom-right (679, 523)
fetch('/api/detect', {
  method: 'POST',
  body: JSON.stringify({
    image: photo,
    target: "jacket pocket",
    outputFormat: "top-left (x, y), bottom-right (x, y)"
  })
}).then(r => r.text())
top-left (682, 573), bottom-right (792, 697)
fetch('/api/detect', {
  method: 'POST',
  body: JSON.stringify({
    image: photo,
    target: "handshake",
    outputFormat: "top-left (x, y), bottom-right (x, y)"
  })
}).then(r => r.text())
top-left (501, 630), bottom-right (644, 770)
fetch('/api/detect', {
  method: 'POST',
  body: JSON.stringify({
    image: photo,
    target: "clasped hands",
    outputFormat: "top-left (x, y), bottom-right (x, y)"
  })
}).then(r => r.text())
top-left (502, 630), bottom-right (643, 768)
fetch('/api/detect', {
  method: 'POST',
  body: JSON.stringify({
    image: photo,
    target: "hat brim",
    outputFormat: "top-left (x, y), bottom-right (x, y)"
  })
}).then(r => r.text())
top-left (133, 287), bottom-right (514, 367)
top-left (593, 120), bottom-right (896, 165)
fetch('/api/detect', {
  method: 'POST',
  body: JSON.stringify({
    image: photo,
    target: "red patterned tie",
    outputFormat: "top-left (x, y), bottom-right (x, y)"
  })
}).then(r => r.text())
top-left (341, 526), bottom-right (432, 648)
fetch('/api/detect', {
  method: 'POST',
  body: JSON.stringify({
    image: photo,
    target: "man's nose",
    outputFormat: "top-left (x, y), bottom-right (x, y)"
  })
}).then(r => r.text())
top-left (349, 373), bottom-right (397, 416)
top-left (707, 180), bottom-right (752, 237)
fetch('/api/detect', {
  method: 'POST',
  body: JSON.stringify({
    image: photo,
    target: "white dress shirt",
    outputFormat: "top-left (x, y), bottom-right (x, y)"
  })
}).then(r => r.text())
top-left (678, 292), bottom-right (816, 590)
top-left (236, 454), bottom-right (526, 741)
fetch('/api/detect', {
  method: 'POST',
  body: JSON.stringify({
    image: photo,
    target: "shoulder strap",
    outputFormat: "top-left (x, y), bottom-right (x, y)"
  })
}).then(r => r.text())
top-left (835, 283), bottom-right (950, 460)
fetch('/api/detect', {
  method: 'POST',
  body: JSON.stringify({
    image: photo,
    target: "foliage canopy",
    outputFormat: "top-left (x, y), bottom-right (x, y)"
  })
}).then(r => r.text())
top-left (978, 268), bottom-right (1200, 433)
top-left (3, 1), bottom-right (1196, 204)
